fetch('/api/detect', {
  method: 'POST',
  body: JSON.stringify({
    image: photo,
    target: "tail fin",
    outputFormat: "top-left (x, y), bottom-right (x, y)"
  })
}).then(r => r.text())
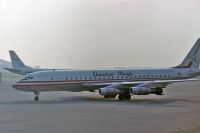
top-left (9, 50), bottom-right (29, 69)
top-left (174, 39), bottom-right (200, 68)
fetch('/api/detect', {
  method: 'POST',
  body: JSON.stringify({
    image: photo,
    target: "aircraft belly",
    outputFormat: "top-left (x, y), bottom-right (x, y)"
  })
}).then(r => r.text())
top-left (13, 83), bottom-right (96, 92)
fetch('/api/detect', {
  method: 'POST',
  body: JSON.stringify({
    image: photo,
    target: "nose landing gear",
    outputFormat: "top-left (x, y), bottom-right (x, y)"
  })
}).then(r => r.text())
top-left (34, 91), bottom-right (40, 101)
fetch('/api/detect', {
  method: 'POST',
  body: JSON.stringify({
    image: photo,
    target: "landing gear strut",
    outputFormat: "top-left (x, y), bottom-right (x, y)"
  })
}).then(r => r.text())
top-left (152, 88), bottom-right (164, 95)
top-left (34, 91), bottom-right (40, 101)
top-left (118, 93), bottom-right (131, 101)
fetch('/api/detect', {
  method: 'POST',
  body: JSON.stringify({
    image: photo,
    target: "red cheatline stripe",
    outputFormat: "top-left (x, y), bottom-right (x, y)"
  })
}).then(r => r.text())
top-left (14, 79), bottom-right (132, 86)
top-left (18, 79), bottom-right (131, 84)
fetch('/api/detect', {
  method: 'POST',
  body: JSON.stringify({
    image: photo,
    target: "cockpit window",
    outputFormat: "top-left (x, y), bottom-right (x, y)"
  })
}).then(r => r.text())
top-left (22, 75), bottom-right (33, 80)
top-left (22, 77), bottom-right (28, 80)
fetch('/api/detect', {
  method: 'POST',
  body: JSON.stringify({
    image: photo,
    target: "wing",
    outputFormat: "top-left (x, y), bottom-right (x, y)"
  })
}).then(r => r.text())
top-left (121, 78), bottom-right (200, 88)
top-left (83, 78), bottom-right (200, 90)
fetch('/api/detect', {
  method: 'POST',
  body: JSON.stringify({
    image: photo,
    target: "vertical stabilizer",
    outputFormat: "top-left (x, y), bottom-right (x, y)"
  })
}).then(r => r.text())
top-left (174, 39), bottom-right (200, 68)
top-left (9, 51), bottom-right (29, 69)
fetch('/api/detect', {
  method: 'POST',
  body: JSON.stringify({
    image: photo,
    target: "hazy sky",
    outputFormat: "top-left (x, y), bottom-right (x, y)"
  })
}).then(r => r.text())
top-left (0, 0), bottom-right (200, 69)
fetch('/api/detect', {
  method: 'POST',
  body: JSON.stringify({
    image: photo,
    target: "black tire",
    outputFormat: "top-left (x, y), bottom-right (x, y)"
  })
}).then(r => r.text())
top-left (104, 96), bottom-right (110, 99)
top-left (34, 96), bottom-right (39, 101)
top-left (110, 95), bottom-right (117, 99)
top-left (155, 88), bottom-right (163, 95)
top-left (125, 95), bottom-right (131, 100)
top-left (118, 95), bottom-right (125, 101)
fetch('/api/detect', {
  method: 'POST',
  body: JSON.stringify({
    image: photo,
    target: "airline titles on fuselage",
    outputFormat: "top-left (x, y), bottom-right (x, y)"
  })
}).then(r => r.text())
top-left (93, 71), bottom-right (135, 78)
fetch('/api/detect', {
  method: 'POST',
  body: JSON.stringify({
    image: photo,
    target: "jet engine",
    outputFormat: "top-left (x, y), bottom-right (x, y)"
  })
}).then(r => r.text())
top-left (129, 87), bottom-right (152, 95)
top-left (99, 87), bottom-right (120, 97)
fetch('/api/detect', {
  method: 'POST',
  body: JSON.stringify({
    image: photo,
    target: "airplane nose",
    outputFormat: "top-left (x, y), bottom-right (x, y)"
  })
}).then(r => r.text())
top-left (12, 83), bottom-right (17, 89)
top-left (12, 84), bottom-right (16, 88)
top-left (12, 80), bottom-right (22, 89)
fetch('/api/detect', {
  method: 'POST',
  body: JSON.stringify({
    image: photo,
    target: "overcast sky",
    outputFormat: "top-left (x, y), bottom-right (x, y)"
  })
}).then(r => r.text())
top-left (0, 0), bottom-right (200, 69)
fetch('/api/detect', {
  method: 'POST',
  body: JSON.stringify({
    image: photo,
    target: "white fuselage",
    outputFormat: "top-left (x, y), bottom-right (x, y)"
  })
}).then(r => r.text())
top-left (13, 68), bottom-right (200, 92)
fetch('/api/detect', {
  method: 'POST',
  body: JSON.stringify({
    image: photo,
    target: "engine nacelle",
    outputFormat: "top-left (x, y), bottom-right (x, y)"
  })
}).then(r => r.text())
top-left (99, 87), bottom-right (120, 97)
top-left (129, 87), bottom-right (152, 95)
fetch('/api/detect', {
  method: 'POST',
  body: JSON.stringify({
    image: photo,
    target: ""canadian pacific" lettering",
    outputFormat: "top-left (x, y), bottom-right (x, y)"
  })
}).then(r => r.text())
top-left (93, 71), bottom-right (135, 77)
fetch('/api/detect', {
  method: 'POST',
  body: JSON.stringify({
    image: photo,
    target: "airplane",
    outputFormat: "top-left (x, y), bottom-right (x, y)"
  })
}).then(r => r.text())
top-left (13, 39), bottom-right (200, 101)
top-left (3, 50), bottom-right (55, 75)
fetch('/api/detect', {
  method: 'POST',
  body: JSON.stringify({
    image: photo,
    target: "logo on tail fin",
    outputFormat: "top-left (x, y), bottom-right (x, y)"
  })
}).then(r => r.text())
top-left (174, 39), bottom-right (200, 69)
top-left (174, 61), bottom-right (193, 68)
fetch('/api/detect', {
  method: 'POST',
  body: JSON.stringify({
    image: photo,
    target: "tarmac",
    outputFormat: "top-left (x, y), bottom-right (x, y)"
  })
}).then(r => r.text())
top-left (0, 71), bottom-right (199, 133)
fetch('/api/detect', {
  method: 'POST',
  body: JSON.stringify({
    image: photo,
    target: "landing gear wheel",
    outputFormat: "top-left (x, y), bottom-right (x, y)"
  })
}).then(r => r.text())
top-left (157, 89), bottom-right (163, 95)
top-left (110, 95), bottom-right (117, 99)
top-left (125, 95), bottom-right (131, 100)
top-left (34, 96), bottom-right (39, 101)
top-left (154, 88), bottom-right (164, 95)
top-left (34, 91), bottom-right (40, 101)
top-left (104, 96), bottom-right (110, 99)
top-left (118, 94), bottom-right (131, 101)
top-left (118, 95), bottom-right (125, 101)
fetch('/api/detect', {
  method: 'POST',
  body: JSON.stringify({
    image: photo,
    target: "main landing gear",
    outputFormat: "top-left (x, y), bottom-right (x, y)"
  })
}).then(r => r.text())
top-left (118, 93), bottom-right (131, 101)
top-left (103, 93), bottom-right (132, 101)
top-left (104, 95), bottom-right (117, 99)
top-left (34, 91), bottom-right (40, 101)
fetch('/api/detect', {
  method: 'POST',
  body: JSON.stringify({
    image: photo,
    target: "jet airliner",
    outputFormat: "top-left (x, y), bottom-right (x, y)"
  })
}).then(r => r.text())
top-left (13, 39), bottom-right (200, 101)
